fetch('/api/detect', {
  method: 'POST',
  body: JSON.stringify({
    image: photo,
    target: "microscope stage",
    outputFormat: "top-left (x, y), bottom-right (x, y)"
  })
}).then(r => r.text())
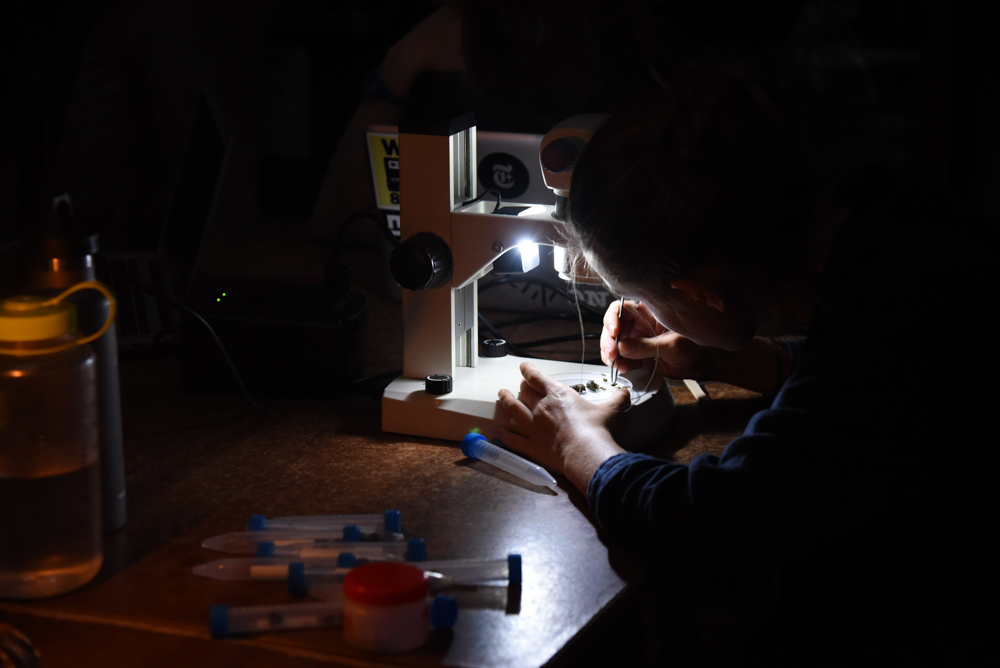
top-left (382, 355), bottom-right (675, 450)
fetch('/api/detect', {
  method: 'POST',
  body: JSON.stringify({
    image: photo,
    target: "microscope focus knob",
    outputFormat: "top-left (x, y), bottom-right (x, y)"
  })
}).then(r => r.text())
top-left (390, 232), bottom-right (453, 290)
top-left (481, 338), bottom-right (508, 358)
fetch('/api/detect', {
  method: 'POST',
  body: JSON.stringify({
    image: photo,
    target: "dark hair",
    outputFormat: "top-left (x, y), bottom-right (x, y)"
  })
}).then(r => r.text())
top-left (565, 74), bottom-right (813, 296)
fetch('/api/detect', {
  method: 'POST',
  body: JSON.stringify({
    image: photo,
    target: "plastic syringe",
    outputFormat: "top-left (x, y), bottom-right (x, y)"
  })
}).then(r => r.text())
top-left (209, 595), bottom-right (458, 638)
top-left (248, 509), bottom-right (402, 539)
top-left (202, 526), bottom-right (404, 554)
top-left (288, 553), bottom-right (522, 596)
top-left (462, 433), bottom-right (557, 489)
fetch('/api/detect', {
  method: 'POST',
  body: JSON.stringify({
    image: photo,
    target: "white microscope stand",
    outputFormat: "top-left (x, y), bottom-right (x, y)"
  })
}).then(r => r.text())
top-left (381, 119), bottom-right (674, 449)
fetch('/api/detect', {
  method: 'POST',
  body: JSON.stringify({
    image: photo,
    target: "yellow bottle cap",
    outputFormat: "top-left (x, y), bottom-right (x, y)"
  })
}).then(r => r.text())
top-left (0, 295), bottom-right (78, 342)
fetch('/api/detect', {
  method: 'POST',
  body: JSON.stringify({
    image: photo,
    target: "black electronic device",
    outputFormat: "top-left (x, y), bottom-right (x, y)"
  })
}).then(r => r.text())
top-left (178, 281), bottom-right (367, 398)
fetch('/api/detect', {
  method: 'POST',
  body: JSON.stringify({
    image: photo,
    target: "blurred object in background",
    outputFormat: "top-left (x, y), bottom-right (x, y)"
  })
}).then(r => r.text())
top-left (0, 624), bottom-right (39, 668)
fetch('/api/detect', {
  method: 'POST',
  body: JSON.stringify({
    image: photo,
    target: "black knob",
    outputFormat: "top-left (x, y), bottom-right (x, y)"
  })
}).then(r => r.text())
top-left (390, 232), bottom-right (453, 290)
top-left (481, 338), bottom-right (508, 358)
top-left (425, 374), bottom-right (453, 395)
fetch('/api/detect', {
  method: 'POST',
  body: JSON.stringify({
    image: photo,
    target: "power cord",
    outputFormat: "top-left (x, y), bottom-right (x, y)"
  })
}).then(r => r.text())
top-left (334, 210), bottom-right (400, 249)
top-left (478, 276), bottom-right (606, 319)
top-left (98, 257), bottom-right (268, 411)
top-left (462, 188), bottom-right (502, 213)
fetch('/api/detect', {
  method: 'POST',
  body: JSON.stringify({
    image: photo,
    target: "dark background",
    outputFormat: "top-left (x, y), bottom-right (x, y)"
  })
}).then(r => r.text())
top-left (0, 0), bottom-right (993, 255)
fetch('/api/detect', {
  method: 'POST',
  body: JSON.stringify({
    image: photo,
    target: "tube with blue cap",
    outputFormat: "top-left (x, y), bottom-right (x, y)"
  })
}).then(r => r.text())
top-left (192, 554), bottom-right (361, 582)
top-left (288, 553), bottom-right (522, 597)
top-left (253, 538), bottom-right (408, 560)
top-left (462, 433), bottom-right (557, 489)
top-left (193, 538), bottom-right (424, 581)
top-left (202, 525), bottom-right (404, 554)
top-left (208, 595), bottom-right (459, 638)
top-left (247, 510), bottom-right (402, 539)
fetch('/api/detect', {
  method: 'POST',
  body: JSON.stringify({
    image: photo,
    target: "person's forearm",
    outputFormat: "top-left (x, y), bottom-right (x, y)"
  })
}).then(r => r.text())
top-left (563, 432), bottom-right (625, 496)
top-left (710, 336), bottom-right (790, 396)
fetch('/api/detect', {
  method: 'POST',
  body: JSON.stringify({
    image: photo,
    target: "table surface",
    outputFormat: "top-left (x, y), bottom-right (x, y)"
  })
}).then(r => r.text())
top-left (1, 237), bottom-right (769, 667)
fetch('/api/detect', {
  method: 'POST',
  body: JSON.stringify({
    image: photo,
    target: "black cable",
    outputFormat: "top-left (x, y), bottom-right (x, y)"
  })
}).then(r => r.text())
top-left (478, 313), bottom-right (538, 358)
top-left (461, 188), bottom-right (502, 213)
top-left (493, 312), bottom-right (602, 328)
top-left (479, 313), bottom-right (604, 365)
top-left (516, 333), bottom-right (600, 349)
top-left (334, 210), bottom-right (399, 249)
top-left (351, 369), bottom-right (403, 385)
top-left (99, 258), bottom-right (268, 411)
top-left (478, 276), bottom-right (606, 318)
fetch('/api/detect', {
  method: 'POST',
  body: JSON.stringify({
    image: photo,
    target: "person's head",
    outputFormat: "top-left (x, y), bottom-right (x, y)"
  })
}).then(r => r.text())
top-left (565, 75), bottom-right (813, 350)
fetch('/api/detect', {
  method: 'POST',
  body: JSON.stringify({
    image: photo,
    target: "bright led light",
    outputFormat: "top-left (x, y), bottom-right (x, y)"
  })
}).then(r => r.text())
top-left (517, 240), bottom-right (539, 273)
top-left (516, 205), bottom-right (547, 217)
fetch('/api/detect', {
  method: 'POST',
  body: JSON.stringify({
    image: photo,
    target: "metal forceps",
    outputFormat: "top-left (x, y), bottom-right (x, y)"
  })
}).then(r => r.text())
top-left (610, 296), bottom-right (625, 385)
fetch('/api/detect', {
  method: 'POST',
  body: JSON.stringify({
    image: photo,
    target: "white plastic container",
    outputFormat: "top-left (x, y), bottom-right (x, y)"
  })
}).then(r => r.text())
top-left (343, 562), bottom-right (457, 653)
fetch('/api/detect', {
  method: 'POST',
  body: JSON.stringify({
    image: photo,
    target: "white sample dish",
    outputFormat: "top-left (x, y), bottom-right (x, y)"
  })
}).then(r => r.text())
top-left (551, 371), bottom-right (635, 403)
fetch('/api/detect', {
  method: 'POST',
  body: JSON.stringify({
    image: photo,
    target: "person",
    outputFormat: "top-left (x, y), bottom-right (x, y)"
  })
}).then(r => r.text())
top-left (495, 75), bottom-right (994, 664)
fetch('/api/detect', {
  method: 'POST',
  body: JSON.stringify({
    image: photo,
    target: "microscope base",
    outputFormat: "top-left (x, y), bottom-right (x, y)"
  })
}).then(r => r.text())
top-left (382, 356), bottom-right (675, 451)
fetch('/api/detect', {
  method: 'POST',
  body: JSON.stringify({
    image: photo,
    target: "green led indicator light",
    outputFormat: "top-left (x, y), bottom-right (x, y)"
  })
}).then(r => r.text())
top-left (216, 298), bottom-right (220, 302)
top-left (222, 293), bottom-right (226, 297)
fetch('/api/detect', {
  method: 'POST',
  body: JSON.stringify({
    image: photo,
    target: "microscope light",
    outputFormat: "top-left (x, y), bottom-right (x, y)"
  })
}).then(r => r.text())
top-left (517, 240), bottom-right (540, 273)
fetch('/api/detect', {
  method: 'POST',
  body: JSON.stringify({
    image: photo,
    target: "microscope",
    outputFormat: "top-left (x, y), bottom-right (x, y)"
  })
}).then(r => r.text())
top-left (381, 113), bottom-right (674, 449)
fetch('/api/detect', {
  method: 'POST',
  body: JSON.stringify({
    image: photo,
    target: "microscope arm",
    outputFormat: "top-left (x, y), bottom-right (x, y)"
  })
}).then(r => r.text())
top-left (449, 204), bottom-right (563, 288)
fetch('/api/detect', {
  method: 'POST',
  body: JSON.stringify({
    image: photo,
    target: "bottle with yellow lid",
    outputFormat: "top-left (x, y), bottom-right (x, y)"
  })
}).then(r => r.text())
top-left (0, 281), bottom-right (115, 598)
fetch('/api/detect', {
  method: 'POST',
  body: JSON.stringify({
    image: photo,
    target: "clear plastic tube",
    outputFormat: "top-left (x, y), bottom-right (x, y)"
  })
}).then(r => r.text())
top-left (247, 510), bottom-right (401, 534)
top-left (209, 595), bottom-right (458, 639)
top-left (210, 601), bottom-right (346, 637)
top-left (201, 530), bottom-right (404, 554)
top-left (260, 541), bottom-right (407, 560)
top-left (292, 555), bottom-right (521, 598)
top-left (462, 433), bottom-right (557, 489)
top-left (192, 557), bottom-right (355, 582)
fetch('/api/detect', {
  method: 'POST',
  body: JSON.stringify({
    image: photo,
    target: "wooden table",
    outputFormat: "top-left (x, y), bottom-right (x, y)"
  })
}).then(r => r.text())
top-left (1, 241), bottom-right (767, 667)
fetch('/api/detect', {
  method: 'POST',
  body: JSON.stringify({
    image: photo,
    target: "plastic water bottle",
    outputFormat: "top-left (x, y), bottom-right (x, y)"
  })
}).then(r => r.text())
top-left (0, 281), bottom-right (115, 598)
top-left (23, 195), bottom-right (126, 533)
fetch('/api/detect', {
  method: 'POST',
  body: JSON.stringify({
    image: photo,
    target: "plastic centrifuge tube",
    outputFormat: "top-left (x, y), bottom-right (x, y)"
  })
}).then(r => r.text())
top-left (288, 554), bottom-right (522, 596)
top-left (193, 555), bottom-right (356, 582)
top-left (247, 509), bottom-right (403, 540)
top-left (462, 433), bottom-right (557, 489)
top-left (253, 539), bottom-right (408, 560)
top-left (202, 527), bottom-right (405, 554)
top-left (209, 596), bottom-right (459, 638)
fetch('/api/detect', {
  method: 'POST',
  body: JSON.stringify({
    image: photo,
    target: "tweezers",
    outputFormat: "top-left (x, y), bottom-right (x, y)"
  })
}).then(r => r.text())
top-left (610, 296), bottom-right (625, 385)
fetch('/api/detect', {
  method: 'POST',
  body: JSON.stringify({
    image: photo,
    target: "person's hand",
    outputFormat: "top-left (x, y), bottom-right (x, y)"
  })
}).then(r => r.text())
top-left (496, 362), bottom-right (628, 493)
top-left (382, 5), bottom-right (467, 98)
top-left (601, 300), bottom-right (719, 381)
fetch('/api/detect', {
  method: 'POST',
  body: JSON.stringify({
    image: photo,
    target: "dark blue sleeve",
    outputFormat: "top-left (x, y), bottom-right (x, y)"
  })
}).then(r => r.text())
top-left (786, 337), bottom-right (804, 375)
top-left (587, 335), bottom-right (928, 572)
top-left (588, 402), bottom-right (845, 571)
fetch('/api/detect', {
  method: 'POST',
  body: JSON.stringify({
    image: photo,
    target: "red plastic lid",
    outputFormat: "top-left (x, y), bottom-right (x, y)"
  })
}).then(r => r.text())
top-left (343, 562), bottom-right (429, 606)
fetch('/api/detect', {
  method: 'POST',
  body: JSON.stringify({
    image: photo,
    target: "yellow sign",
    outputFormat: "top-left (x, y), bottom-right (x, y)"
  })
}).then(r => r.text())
top-left (366, 129), bottom-right (400, 211)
